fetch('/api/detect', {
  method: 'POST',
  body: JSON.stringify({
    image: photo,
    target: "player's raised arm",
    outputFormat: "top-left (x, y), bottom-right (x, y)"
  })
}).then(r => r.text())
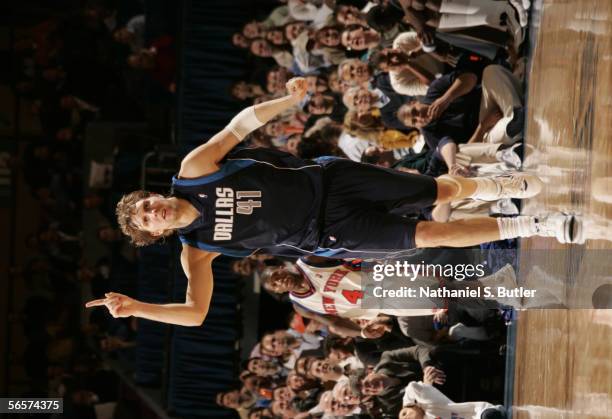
top-left (178, 77), bottom-right (308, 178)
top-left (85, 246), bottom-right (220, 327)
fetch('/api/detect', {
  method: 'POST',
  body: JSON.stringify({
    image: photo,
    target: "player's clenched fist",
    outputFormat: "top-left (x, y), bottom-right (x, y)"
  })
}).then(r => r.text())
top-left (286, 77), bottom-right (308, 101)
top-left (85, 292), bottom-right (138, 318)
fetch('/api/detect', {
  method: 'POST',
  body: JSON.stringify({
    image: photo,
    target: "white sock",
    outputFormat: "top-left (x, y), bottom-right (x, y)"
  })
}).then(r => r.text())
top-left (497, 216), bottom-right (536, 240)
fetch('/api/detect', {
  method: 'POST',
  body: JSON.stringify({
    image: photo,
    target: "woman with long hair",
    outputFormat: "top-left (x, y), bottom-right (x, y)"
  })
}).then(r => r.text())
top-left (344, 109), bottom-right (419, 150)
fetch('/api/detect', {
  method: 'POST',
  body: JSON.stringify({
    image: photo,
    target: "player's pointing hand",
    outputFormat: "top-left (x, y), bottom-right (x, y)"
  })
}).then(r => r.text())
top-left (85, 292), bottom-right (138, 318)
top-left (286, 77), bottom-right (308, 101)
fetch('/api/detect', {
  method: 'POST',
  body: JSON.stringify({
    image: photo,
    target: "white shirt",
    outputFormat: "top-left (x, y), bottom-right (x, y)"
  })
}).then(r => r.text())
top-left (403, 382), bottom-right (498, 418)
top-left (338, 131), bottom-right (372, 161)
top-left (290, 259), bottom-right (435, 319)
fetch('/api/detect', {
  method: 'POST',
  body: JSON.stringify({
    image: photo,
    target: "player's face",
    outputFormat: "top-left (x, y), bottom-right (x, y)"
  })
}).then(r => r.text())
top-left (267, 268), bottom-right (303, 293)
top-left (132, 195), bottom-right (178, 235)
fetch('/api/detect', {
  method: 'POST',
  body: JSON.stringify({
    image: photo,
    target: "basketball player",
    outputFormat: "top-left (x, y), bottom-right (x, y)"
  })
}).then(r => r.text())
top-left (261, 257), bottom-right (520, 337)
top-left (86, 77), bottom-right (579, 327)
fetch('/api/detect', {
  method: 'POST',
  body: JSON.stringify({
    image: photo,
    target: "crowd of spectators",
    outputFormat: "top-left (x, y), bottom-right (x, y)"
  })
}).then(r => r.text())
top-left (11, 0), bottom-right (177, 416)
top-left (218, 0), bottom-right (533, 417)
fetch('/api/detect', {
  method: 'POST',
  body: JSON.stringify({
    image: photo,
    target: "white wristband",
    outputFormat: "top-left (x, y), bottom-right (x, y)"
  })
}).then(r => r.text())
top-left (226, 106), bottom-right (265, 141)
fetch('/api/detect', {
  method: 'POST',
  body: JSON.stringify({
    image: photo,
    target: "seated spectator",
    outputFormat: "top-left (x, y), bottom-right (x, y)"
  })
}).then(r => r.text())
top-left (373, 32), bottom-right (447, 96)
top-left (396, 66), bottom-right (480, 168)
top-left (250, 38), bottom-right (294, 69)
top-left (245, 357), bottom-right (289, 379)
top-left (242, 20), bottom-right (267, 39)
top-left (335, 4), bottom-right (368, 26)
top-left (284, 21), bottom-right (307, 43)
top-left (288, 0), bottom-right (334, 27)
top-left (306, 93), bottom-right (346, 121)
top-left (398, 64), bottom-right (523, 171)
top-left (127, 35), bottom-right (176, 92)
top-left (286, 371), bottom-right (320, 394)
top-left (266, 67), bottom-right (294, 94)
top-left (349, 345), bottom-right (444, 416)
top-left (343, 82), bottom-right (411, 131)
top-left (305, 74), bottom-right (330, 93)
top-left (338, 57), bottom-right (375, 86)
top-left (295, 356), bottom-right (346, 383)
top-left (341, 24), bottom-right (388, 53)
top-left (231, 81), bottom-right (267, 102)
top-left (113, 14), bottom-right (145, 52)
top-left (216, 389), bottom-right (256, 416)
top-left (401, 374), bottom-right (507, 418)
top-left (232, 32), bottom-right (251, 49)
top-left (265, 26), bottom-right (290, 47)
top-left (344, 109), bottom-right (418, 150)
top-left (331, 376), bottom-right (362, 415)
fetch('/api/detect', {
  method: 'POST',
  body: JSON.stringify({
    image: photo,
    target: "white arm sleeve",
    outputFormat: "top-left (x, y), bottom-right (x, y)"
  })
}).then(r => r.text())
top-left (225, 106), bottom-right (265, 141)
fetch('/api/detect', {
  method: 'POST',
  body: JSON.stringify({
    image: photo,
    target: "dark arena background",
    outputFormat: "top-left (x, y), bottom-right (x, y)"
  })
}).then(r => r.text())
top-left (0, 1), bottom-right (610, 419)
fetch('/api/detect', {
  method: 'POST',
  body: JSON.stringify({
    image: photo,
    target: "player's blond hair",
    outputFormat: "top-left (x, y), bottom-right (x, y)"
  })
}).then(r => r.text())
top-left (115, 190), bottom-right (173, 246)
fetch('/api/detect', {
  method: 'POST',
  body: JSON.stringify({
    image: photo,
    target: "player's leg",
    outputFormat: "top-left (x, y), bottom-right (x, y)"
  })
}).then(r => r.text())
top-left (435, 172), bottom-right (543, 204)
top-left (415, 213), bottom-right (583, 247)
top-left (324, 158), bottom-right (542, 212)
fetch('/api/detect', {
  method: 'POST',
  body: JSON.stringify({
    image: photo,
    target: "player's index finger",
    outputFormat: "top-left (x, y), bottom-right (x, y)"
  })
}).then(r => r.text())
top-left (85, 299), bottom-right (107, 308)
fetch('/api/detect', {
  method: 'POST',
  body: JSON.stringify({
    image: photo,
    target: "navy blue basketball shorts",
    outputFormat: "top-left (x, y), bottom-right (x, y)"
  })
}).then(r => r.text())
top-left (317, 159), bottom-right (437, 257)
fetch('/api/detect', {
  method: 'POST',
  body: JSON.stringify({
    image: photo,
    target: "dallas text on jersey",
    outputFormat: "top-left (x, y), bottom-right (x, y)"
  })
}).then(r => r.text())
top-left (214, 188), bottom-right (262, 241)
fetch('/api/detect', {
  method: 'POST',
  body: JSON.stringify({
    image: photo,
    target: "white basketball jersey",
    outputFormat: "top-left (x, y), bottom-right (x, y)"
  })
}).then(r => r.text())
top-left (290, 259), bottom-right (374, 319)
top-left (290, 259), bottom-right (435, 319)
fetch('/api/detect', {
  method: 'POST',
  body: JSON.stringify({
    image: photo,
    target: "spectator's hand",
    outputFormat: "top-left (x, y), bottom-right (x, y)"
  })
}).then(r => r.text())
top-left (286, 77), bottom-right (308, 101)
top-left (427, 96), bottom-right (451, 120)
top-left (417, 30), bottom-right (435, 47)
top-left (449, 163), bottom-right (471, 177)
top-left (85, 292), bottom-right (138, 318)
top-left (423, 366), bottom-right (446, 385)
top-left (361, 317), bottom-right (393, 339)
top-left (433, 309), bottom-right (448, 325)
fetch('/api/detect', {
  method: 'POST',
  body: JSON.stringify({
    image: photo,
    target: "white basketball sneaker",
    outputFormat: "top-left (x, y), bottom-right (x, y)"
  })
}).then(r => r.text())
top-left (533, 213), bottom-right (584, 244)
top-left (477, 173), bottom-right (544, 201)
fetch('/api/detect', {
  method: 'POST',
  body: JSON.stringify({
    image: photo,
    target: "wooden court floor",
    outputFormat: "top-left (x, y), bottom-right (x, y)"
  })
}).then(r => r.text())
top-left (513, 0), bottom-right (612, 418)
